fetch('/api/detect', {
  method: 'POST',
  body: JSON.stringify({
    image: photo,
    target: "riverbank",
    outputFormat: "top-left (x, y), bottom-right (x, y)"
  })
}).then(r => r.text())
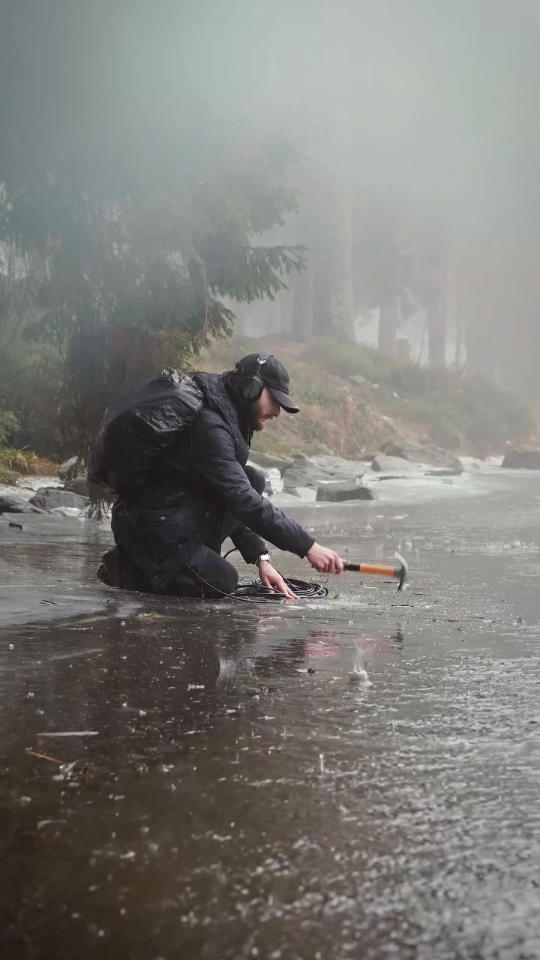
top-left (2, 470), bottom-right (540, 958)
top-left (0, 458), bottom-right (536, 627)
top-left (200, 336), bottom-right (537, 461)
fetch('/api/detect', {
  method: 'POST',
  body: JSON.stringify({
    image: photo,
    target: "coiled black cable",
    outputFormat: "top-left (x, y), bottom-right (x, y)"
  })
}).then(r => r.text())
top-left (187, 548), bottom-right (328, 603)
top-left (234, 577), bottom-right (328, 602)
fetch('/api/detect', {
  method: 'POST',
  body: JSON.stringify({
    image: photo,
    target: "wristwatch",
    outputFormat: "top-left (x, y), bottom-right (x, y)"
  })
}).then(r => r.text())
top-left (256, 553), bottom-right (271, 566)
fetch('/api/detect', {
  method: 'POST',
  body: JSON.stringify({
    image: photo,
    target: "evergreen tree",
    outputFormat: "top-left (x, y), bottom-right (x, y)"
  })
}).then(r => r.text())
top-left (0, 0), bottom-right (304, 454)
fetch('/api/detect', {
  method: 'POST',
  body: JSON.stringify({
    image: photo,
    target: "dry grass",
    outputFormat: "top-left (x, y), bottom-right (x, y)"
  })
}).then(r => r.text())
top-left (201, 337), bottom-right (430, 458)
top-left (199, 335), bottom-right (537, 459)
top-left (0, 449), bottom-right (57, 477)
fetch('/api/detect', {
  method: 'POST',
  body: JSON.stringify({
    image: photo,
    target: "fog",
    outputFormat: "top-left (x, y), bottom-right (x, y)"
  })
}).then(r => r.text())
top-left (130, 0), bottom-right (540, 386)
top-left (4, 11), bottom-right (540, 955)
top-left (1, 0), bottom-right (539, 463)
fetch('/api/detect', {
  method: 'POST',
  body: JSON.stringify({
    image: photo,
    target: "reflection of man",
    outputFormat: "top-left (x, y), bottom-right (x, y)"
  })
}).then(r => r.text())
top-left (99, 352), bottom-right (344, 599)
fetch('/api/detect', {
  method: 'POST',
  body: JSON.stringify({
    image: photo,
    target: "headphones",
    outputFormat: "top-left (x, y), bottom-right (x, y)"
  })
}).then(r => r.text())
top-left (237, 351), bottom-right (271, 402)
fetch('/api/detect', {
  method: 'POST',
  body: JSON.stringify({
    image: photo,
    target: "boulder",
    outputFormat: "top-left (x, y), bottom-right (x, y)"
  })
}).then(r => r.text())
top-left (379, 442), bottom-right (463, 475)
top-left (29, 488), bottom-right (88, 511)
top-left (292, 486), bottom-right (317, 502)
top-left (316, 483), bottom-right (377, 503)
top-left (283, 455), bottom-right (365, 495)
top-left (248, 451), bottom-right (294, 473)
top-left (371, 455), bottom-right (418, 476)
top-left (423, 449), bottom-right (463, 475)
top-left (0, 495), bottom-right (45, 514)
top-left (502, 449), bottom-right (540, 469)
top-left (379, 442), bottom-right (410, 460)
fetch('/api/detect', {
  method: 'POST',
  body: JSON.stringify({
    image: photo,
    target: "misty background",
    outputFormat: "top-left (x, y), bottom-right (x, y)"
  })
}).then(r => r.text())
top-left (1, 0), bottom-right (539, 470)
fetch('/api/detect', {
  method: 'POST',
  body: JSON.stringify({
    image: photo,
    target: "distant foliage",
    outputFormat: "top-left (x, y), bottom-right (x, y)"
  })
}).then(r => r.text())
top-left (0, 343), bottom-right (65, 456)
top-left (302, 338), bottom-right (535, 450)
top-left (0, 411), bottom-right (18, 447)
top-left (0, 3), bottom-right (305, 455)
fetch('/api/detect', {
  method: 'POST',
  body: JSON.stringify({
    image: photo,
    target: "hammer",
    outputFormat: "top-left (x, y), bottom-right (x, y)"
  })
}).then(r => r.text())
top-left (343, 552), bottom-right (409, 591)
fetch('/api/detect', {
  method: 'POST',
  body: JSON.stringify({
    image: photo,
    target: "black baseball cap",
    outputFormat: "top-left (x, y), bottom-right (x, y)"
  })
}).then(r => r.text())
top-left (235, 353), bottom-right (300, 413)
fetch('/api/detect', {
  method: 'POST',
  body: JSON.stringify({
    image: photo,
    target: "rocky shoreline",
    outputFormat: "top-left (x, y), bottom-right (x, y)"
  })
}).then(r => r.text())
top-left (1, 443), bottom-right (539, 520)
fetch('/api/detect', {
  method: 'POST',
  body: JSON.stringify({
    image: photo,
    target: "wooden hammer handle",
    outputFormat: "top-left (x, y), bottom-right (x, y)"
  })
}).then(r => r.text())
top-left (344, 562), bottom-right (398, 578)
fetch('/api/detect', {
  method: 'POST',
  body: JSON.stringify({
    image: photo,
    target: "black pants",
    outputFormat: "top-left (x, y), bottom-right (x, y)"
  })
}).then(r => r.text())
top-left (165, 465), bottom-right (265, 598)
top-left (100, 466), bottom-right (266, 599)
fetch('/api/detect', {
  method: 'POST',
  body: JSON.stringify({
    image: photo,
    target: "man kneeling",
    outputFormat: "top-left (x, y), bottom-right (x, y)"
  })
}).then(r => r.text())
top-left (98, 352), bottom-right (344, 599)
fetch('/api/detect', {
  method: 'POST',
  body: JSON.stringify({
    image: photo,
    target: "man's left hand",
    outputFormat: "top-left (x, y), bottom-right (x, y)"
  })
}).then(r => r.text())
top-left (258, 561), bottom-right (298, 600)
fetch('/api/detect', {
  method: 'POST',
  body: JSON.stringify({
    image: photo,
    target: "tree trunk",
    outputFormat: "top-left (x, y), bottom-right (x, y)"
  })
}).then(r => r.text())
top-left (325, 123), bottom-right (355, 343)
top-left (234, 301), bottom-right (246, 336)
top-left (378, 297), bottom-right (399, 355)
top-left (454, 295), bottom-right (463, 369)
top-left (304, 115), bottom-right (355, 343)
top-left (290, 267), bottom-right (312, 341)
top-left (464, 306), bottom-right (489, 377)
top-left (278, 285), bottom-right (293, 336)
top-left (311, 252), bottom-right (330, 336)
top-left (427, 293), bottom-right (446, 366)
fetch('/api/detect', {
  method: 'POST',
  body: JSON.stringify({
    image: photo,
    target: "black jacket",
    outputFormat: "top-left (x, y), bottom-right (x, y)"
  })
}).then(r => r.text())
top-left (111, 372), bottom-right (314, 589)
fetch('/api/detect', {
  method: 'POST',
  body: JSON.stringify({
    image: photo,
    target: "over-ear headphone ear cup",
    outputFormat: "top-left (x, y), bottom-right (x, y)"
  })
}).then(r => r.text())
top-left (243, 376), bottom-right (264, 401)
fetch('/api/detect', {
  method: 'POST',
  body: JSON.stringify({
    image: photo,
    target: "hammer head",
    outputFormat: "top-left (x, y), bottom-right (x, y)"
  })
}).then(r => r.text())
top-left (394, 552), bottom-right (409, 591)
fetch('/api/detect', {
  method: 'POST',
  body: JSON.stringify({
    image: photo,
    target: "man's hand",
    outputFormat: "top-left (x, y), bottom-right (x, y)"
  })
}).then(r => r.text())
top-left (307, 542), bottom-right (344, 574)
top-left (258, 560), bottom-right (298, 600)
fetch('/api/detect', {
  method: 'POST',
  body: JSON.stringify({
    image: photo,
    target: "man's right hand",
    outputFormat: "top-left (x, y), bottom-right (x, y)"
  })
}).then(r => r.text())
top-left (307, 543), bottom-right (344, 574)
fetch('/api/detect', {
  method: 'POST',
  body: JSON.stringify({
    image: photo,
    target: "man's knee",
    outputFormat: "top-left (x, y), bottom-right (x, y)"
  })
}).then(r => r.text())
top-left (212, 560), bottom-right (239, 596)
top-left (245, 465), bottom-right (266, 496)
top-left (187, 557), bottom-right (238, 598)
top-left (181, 548), bottom-right (239, 598)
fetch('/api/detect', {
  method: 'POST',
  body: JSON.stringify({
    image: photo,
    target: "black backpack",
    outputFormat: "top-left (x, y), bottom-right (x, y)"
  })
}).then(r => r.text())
top-left (88, 368), bottom-right (204, 496)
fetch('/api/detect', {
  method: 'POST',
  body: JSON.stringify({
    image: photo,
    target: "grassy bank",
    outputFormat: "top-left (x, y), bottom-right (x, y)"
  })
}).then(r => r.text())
top-left (1, 336), bottom-right (535, 473)
top-left (0, 410), bottom-right (58, 484)
top-left (0, 449), bottom-right (58, 485)
top-left (199, 337), bottom-right (537, 460)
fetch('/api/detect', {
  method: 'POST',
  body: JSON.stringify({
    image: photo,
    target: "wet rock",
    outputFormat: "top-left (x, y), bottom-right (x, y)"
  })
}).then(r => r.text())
top-left (264, 478), bottom-right (275, 497)
top-left (8, 521), bottom-right (23, 529)
top-left (29, 488), bottom-right (88, 511)
top-left (316, 482), bottom-right (377, 503)
top-left (502, 449), bottom-right (540, 469)
top-left (50, 506), bottom-right (86, 518)
top-left (379, 442), bottom-right (463, 474)
top-left (283, 455), bottom-right (365, 495)
top-left (424, 450), bottom-right (463, 474)
top-left (248, 451), bottom-right (294, 473)
top-left (380, 441), bottom-right (411, 459)
top-left (424, 467), bottom-right (460, 477)
top-left (0, 495), bottom-right (45, 514)
top-left (371, 455), bottom-right (418, 476)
